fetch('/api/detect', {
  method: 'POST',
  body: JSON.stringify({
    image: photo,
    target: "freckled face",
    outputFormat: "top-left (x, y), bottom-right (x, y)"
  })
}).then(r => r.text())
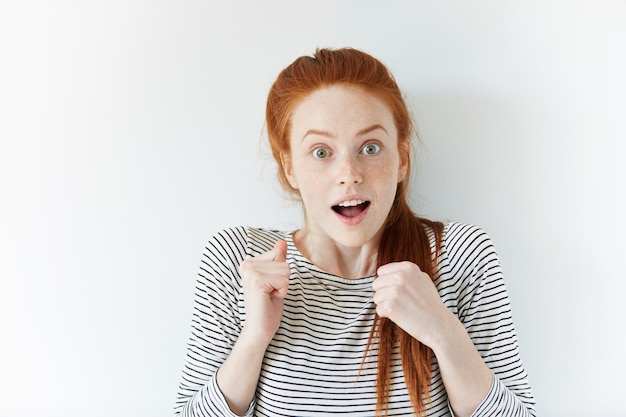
top-left (282, 85), bottom-right (407, 248)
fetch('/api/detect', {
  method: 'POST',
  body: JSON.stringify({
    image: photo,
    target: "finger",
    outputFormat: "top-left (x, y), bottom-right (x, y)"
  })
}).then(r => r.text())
top-left (250, 240), bottom-right (287, 262)
top-left (372, 268), bottom-right (399, 291)
top-left (372, 286), bottom-right (385, 305)
top-left (270, 283), bottom-right (289, 298)
top-left (372, 280), bottom-right (399, 303)
top-left (376, 261), bottom-right (418, 276)
top-left (263, 270), bottom-right (290, 298)
top-left (272, 240), bottom-right (288, 262)
top-left (250, 258), bottom-right (290, 291)
top-left (372, 274), bottom-right (388, 292)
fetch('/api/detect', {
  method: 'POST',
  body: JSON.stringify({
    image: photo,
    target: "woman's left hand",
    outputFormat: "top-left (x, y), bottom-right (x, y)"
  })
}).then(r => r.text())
top-left (372, 261), bottom-right (455, 350)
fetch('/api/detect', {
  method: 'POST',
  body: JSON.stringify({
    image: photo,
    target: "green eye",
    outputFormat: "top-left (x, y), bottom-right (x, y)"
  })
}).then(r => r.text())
top-left (313, 148), bottom-right (330, 159)
top-left (362, 143), bottom-right (381, 155)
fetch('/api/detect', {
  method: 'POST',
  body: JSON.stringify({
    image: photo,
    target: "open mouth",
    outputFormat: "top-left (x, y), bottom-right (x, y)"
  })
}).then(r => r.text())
top-left (331, 199), bottom-right (371, 218)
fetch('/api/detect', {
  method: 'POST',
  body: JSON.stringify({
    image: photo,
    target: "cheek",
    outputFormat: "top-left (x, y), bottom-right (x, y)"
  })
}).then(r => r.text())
top-left (292, 165), bottom-right (326, 195)
top-left (374, 160), bottom-right (401, 183)
top-left (370, 162), bottom-right (402, 201)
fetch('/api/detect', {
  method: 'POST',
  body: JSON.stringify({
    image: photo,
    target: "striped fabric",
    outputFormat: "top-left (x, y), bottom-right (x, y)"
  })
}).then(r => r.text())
top-left (174, 222), bottom-right (536, 416)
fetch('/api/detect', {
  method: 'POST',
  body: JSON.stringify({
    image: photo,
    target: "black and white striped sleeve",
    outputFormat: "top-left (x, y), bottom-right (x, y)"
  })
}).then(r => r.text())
top-left (173, 227), bottom-right (253, 417)
top-left (440, 223), bottom-right (536, 417)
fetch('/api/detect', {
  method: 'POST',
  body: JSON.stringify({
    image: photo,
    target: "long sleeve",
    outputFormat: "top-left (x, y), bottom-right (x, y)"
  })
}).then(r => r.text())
top-left (173, 227), bottom-right (253, 417)
top-left (438, 223), bottom-right (536, 417)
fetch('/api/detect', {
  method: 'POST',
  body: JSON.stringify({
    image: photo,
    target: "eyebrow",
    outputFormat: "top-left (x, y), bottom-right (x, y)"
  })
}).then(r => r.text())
top-left (302, 124), bottom-right (388, 141)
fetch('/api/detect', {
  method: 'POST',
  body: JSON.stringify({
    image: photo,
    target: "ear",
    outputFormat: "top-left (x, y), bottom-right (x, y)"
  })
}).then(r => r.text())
top-left (397, 140), bottom-right (410, 183)
top-left (281, 153), bottom-right (299, 189)
top-left (397, 160), bottom-right (408, 183)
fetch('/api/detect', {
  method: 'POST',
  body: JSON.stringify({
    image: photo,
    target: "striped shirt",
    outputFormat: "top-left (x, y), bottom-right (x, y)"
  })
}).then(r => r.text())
top-left (174, 222), bottom-right (536, 416)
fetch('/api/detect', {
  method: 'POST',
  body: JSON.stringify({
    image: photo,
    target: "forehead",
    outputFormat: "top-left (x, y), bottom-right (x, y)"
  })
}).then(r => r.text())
top-left (290, 85), bottom-right (396, 134)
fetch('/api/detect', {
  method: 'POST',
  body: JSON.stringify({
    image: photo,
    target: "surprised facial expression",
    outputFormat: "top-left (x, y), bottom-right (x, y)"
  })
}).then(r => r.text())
top-left (283, 85), bottom-right (408, 249)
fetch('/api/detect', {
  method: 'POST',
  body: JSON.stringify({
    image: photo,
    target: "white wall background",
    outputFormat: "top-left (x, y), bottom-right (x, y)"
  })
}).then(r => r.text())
top-left (1, 1), bottom-right (625, 416)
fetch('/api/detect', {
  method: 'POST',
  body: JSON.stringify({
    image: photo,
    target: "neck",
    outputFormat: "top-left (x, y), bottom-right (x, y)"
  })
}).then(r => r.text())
top-left (293, 229), bottom-right (379, 279)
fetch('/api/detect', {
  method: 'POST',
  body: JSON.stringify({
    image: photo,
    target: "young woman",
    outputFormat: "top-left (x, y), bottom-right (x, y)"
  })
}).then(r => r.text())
top-left (173, 48), bottom-right (536, 417)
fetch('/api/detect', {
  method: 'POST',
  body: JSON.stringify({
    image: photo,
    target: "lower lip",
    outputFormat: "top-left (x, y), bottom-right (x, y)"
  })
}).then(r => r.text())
top-left (334, 204), bottom-right (370, 226)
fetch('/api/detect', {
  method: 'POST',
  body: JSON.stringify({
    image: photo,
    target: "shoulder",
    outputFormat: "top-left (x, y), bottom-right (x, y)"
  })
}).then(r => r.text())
top-left (441, 222), bottom-right (495, 255)
top-left (436, 222), bottom-right (508, 319)
top-left (199, 226), bottom-right (292, 284)
top-left (205, 226), bottom-right (291, 260)
top-left (245, 227), bottom-right (292, 257)
top-left (437, 222), bottom-right (502, 283)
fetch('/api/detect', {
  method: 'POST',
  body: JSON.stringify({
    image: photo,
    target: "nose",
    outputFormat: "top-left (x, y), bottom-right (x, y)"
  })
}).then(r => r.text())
top-left (337, 154), bottom-right (363, 185)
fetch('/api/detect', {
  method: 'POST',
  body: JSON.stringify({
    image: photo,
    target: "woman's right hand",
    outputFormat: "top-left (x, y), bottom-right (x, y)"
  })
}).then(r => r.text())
top-left (239, 240), bottom-right (290, 343)
top-left (217, 240), bottom-right (290, 414)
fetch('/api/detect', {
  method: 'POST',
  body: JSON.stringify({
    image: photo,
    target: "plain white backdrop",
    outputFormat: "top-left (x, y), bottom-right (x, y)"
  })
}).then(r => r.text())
top-left (1, 1), bottom-right (625, 416)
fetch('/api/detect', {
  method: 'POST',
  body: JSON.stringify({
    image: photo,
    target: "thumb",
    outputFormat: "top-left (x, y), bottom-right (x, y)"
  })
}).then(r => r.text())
top-left (272, 239), bottom-right (288, 262)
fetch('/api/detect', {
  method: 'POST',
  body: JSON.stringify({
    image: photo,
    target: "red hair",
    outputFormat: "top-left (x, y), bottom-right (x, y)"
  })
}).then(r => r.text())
top-left (265, 47), bottom-right (444, 415)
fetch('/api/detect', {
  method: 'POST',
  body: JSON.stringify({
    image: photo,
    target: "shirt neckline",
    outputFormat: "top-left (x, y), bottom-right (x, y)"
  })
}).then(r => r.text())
top-left (283, 230), bottom-right (376, 285)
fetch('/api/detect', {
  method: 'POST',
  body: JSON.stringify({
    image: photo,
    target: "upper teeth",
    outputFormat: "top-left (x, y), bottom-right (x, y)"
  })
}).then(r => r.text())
top-left (338, 199), bottom-right (365, 207)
